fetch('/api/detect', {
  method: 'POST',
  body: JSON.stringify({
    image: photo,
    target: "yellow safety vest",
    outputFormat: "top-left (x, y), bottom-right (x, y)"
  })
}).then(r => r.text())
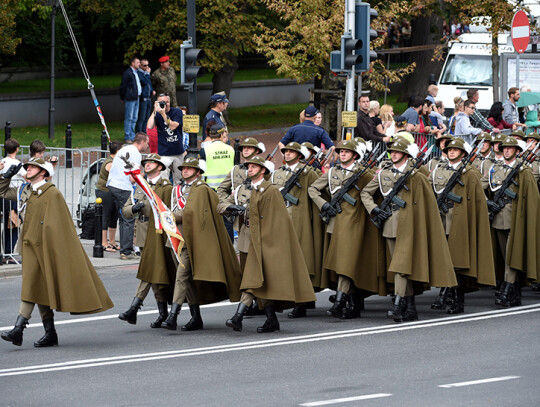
top-left (204, 141), bottom-right (235, 189)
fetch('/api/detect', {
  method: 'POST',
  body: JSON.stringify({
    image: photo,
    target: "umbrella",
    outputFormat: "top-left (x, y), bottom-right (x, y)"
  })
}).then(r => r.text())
top-left (516, 92), bottom-right (540, 108)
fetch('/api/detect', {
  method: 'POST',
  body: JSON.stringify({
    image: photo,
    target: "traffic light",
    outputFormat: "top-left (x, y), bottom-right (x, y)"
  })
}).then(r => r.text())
top-left (180, 39), bottom-right (205, 88)
top-left (355, 1), bottom-right (378, 72)
top-left (330, 50), bottom-right (343, 73)
top-left (341, 34), bottom-right (362, 72)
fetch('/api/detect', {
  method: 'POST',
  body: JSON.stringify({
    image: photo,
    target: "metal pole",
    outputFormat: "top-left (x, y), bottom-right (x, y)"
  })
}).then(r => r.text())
top-left (65, 124), bottom-right (72, 169)
top-left (516, 53), bottom-right (520, 88)
top-left (49, 1), bottom-right (57, 140)
top-left (93, 199), bottom-right (104, 258)
top-left (346, 0), bottom-right (356, 113)
top-left (187, 0), bottom-right (197, 115)
top-left (101, 130), bottom-right (108, 159)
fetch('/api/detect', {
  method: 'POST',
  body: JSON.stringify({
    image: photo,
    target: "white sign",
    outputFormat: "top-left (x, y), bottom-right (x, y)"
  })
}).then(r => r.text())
top-left (507, 58), bottom-right (540, 93)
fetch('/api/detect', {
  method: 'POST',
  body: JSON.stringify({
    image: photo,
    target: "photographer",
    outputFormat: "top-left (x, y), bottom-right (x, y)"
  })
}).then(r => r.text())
top-left (147, 93), bottom-right (184, 182)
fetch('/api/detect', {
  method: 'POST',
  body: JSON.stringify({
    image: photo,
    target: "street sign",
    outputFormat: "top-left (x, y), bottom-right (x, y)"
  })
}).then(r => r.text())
top-left (511, 10), bottom-right (530, 54)
top-left (183, 115), bottom-right (200, 133)
top-left (342, 111), bottom-right (357, 128)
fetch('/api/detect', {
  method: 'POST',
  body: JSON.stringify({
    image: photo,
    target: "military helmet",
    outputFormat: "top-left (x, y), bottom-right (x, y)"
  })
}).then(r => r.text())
top-left (435, 134), bottom-right (454, 149)
top-left (23, 157), bottom-right (51, 177)
top-left (510, 129), bottom-right (526, 139)
top-left (335, 139), bottom-right (361, 157)
top-left (525, 131), bottom-right (540, 142)
top-left (301, 142), bottom-right (320, 155)
top-left (492, 133), bottom-right (506, 145)
top-left (443, 137), bottom-right (472, 155)
top-left (244, 155), bottom-right (273, 174)
top-left (281, 141), bottom-right (310, 159)
top-left (142, 153), bottom-right (168, 171)
top-left (477, 132), bottom-right (493, 143)
top-left (179, 157), bottom-right (206, 174)
top-left (239, 137), bottom-right (265, 154)
top-left (387, 138), bottom-right (418, 157)
top-left (500, 136), bottom-right (524, 152)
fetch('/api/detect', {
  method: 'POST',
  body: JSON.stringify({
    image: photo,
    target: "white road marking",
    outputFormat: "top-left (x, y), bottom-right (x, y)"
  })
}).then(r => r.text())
top-left (0, 304), bottom-right (538, 377)
top-left (439, 376), bottom-right (520, 388)
top-left (0, 301), bottom-right (235, 330)
top-left (299, 393), bottom-right (392, 406)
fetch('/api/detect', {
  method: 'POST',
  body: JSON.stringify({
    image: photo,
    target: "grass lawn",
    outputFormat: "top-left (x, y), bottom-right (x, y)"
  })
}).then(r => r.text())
top-left (0, 68), bottom-right (281, 94)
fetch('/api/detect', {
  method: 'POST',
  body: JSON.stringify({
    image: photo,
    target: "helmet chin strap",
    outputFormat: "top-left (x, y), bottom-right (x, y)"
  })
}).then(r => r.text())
top-left (248, 166), bottom-right (264, 180)
top-left (183, 171), bottom-right (199, 183)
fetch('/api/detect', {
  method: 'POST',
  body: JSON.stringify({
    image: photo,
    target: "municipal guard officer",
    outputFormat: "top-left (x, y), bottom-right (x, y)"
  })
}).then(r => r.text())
top-left (202, 92), bottom-right (229, 139)
top-left (203, 123), bottom-right (235, 189)
top-left (279, 106), bottom-right (335, 151)
top-left (119, 154), bottom-right (176, 328)
top-left (152, 55), bottom-right (177, 107)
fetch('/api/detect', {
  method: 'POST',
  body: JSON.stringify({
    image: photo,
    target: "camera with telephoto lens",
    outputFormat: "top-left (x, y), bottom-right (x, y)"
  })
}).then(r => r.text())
top-left (159, 101), bottom-right (166, 109)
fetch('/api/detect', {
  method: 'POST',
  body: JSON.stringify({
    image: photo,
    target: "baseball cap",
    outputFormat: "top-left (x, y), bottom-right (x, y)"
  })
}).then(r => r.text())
top-left (304, 106), bottom-right (319, 118)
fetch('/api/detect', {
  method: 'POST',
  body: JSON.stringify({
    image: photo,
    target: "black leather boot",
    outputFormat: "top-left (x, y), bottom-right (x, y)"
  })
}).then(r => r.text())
top-left (288, 303), bottom-right (307, 318)
top-left (341, 293), bottom-right (361, 319)
top-left (161, 303), bottom-right (181, 330)
top-left (495, 282), bottom-right (512, 307)
top-left (1, 315), bottom-right (28, 346)
top-left (305, 301), bottom-right (316, 309)
top-left (510, 284), bottom-right (522, 306)
top-left (431, 287), bottom-right (450, 310)
top-left (447, 288), bottom-right (465, 314)
top-left (150, 302), bottom-right (169, 328)
top-left (34, 318), bottom-right (58, 347)
top-left (328, 294), bottom-right (336, 303)
top-left (532, 283), bottom-right (540, 292)
top-left (257, 306), bottom-right (280, 333)
top-left (402, 296), bottom-right (418, 321)
top-left (118, 297), bottom-right (143, 324)
top-left (387, 295), bottom-right (403, 322)
top-left (181, 305), bottom-right (204, 331)
top-left (326, 291), bottom-right (346, 317)
top-left (226, 303), bottom-right (248, 331)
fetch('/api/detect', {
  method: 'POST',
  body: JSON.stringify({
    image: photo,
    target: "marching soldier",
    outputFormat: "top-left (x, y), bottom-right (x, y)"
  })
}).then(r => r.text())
top-left (300, 142), bottom-right (323, 173)
top-left (483, 137), bottom-right (540, 307)
top-left (426, 134), bottom-right (453, 173)
top-left (161, 157), bottom-right (242, 331)
top-left (0, 159), bottom-right (113, 347)
top-left (472, 132), bottom-right (497, 176)
top-left (523, 132), bottom-right (540, 183)
top-left (492, 133), bottom-right (505, 162)
top-left (118, 154), bottom-right (176, 328)
top-left (219, 156), bottom-right (316, 333)
top-left (151, 56), bottom-right (177, 107)
top-left (360, 138), bottom-right (457, 322)
top-left (270, 142), bottom-right (324, 318)
top-left (308, 139), bottom-right (370, 318)
top-left (322, 139), bottom-right (388, 319)
top-left (429, 138), bottom-right (495, 314)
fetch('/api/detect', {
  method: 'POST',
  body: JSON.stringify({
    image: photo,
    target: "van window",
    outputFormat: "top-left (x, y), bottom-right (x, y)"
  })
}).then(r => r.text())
top-left (440, 55), bottom-right (492, 86)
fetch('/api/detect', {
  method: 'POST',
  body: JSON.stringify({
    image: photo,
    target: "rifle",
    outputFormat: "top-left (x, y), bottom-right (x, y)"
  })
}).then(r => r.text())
top-left (371, 144), bottom-right (434, 229)
top-left (280, 149), bottom-right (324, 206)
top-left (314, 148), bottom-right (333, 169)
top-left (319, 149), bottom-right (386, 224)
top-left (265, 145), bottom-right (279, 161)
top-left (488, 142), bottom-right (540, 221)
top-left (436, 140), bottom-right (485, 214)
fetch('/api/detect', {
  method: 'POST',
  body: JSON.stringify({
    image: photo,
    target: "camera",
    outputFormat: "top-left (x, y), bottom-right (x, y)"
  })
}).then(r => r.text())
top-left (159, 101), bottom-right (166, 109)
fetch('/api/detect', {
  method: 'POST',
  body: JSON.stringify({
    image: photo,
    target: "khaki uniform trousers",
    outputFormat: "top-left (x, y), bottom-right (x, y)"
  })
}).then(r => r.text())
top-left (135, 281), bottom-right (168, 303)
top-left (337, 275), bottom-right (354, 295)
top-left (19, 301), bottom-right (54, 321)
top-left (171, 247), bottom-right (199, 306)
top-left (387, 238), bottom-right (413, 297)
top-left (239, 291), bottom-right (273, 308)
top-left (495, 229), bottom-right (517, 284)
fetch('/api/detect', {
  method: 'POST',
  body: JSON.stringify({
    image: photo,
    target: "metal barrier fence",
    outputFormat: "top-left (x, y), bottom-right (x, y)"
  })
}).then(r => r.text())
top-left (0, 144), bottom-right (108, 263)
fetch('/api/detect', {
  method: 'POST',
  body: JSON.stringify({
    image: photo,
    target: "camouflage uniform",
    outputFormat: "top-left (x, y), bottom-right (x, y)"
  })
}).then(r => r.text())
top-left (152, 67), bottom-right (177, 107)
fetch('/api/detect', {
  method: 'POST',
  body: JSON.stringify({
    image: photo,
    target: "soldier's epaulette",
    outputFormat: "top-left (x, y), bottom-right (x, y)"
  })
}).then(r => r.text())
top-left (379, 160), bottom-right (393, 169)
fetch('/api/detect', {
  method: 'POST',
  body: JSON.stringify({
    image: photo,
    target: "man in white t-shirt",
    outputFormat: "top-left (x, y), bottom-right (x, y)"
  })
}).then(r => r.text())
top-left (107, 132), bottom-right (149, 259)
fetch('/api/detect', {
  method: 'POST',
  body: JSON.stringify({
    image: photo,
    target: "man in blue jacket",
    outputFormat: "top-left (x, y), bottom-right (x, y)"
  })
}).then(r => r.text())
top-left (135, 58), bottom-right (155, 133)
top-left (279, 106), bottom-right (335, 151)
top-left (120, 57), bottom-right (142, 143)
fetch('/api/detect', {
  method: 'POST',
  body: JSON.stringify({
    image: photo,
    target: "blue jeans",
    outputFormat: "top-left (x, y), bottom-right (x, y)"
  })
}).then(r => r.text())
top-left (136, 98), bottom-right (152, 133)
top-left (124, 99), bottom-right (139, 141)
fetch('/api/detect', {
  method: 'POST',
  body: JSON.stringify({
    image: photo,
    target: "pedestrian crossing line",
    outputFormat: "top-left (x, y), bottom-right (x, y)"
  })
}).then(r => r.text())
top-left (439, 376), bottom-right (520, 388)
top-left (0, 304), bottom-right (538, 377)
top-left (299, 393), bottom-right (392, 406)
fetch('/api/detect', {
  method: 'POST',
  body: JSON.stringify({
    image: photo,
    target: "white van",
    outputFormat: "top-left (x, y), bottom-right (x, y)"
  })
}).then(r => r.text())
top-left (437, 33), bottom-right (514, 115)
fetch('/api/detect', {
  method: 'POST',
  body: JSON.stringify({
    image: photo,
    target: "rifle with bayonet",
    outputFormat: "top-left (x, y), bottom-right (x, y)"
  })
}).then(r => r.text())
top-left (280, 148), bottom-right (324, 206)
top-left (488, 142), bottom-right (540, 221)
top-left (436, 139), bottom-right (485, 214)
top-left (265, 145), bottom-right (279, 161)
top-left (371, 144), bottom-right (434, 229)
top-left (319, 147), bottom-right (386, 224)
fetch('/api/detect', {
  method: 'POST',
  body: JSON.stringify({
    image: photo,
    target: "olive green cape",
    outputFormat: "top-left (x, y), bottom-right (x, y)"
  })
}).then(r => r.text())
top-left (447, 166), bottom-right (496, 287)
top-left (324, 169), bottom-right (388, 295)
top-left (242, 180), bottom-right (316, 309)
top-left (388, 172), bottom-right (458, 287)
top-left (286, 168), bottom-right (325, 288)
top-left (137, 179), bottom-right (177, 288)
top-left (183, 181), bottom-right (242, 304)
top-left (506, 167), bottom-right (540, 281)
top-left (20, 183), bottom-right (113, 314)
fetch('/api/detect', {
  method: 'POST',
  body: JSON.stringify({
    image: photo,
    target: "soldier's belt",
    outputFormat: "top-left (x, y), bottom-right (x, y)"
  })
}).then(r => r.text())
top-left (139, 216), bottom-right (150, 222)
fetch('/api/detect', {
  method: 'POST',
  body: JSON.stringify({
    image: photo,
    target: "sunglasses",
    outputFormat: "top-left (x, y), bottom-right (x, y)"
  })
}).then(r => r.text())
top-left (159, 93), bottom-right (169, 97)
top-left (141, 64), bottom-right (149, 67)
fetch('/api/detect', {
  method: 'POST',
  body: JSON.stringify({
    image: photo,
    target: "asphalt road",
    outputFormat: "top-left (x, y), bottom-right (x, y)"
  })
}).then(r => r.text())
top-left (1, 267), bottom-right (539, 407)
